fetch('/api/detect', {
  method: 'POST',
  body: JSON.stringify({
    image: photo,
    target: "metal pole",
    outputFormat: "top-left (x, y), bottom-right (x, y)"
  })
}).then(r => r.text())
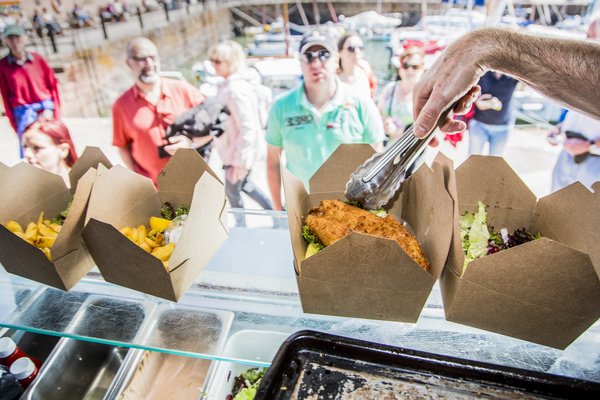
top-left (186, 0), bottom-right (191, 15)
top-left (137, 6), bottom-right (144, 29)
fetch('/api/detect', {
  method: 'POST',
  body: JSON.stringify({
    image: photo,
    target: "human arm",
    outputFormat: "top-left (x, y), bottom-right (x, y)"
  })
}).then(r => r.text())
top-left (117, 146), bottom-right (136, 170)
top-left (360, 96), bottom-right (386, 151)
top-left (265, 100), bottom-right (285, 210)
top-left (112, 102), bottom-right (135, 170)
top-left (413, 27), bottom-right (600, 138)
top-left (267, 145), bottom-right (284, 211)
top-left (40, 56), bottom-right (61, 118)
top-left (0, 65), bottom-right (17, 132)
top-left (225, 85), bottom-right (261, 181)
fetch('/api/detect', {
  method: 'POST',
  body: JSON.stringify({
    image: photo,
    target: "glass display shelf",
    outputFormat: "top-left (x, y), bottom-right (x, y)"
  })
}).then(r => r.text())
top-left (0, 209), bottom-right (599, 383)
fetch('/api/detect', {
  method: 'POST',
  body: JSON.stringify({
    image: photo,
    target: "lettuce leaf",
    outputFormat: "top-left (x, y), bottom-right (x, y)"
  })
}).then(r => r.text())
top-left (459, 201), bottom-right (490, 272)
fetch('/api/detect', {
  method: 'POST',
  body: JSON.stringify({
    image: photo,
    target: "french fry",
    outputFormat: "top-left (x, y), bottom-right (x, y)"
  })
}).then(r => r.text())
top-left (37, 223), bottom-right (56, 238)
top-left (119, 215), bottom-right (179, 266)
top-left (38, 236), bottom-right (56, 248)
top-left (24, 222), bottom-right (38, 242)
top-left (5, 221), bottom-right (23, 233)
top-left (41, 247), bottom-right (52, 260)
top-left (49, 223), bottom-right (62, 234)
top-left (151, 242), bottom-right (175, 262)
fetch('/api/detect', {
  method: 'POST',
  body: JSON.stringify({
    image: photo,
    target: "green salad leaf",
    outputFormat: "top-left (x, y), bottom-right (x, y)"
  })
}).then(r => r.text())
top-left (460, 201), bottom-right (490, 271)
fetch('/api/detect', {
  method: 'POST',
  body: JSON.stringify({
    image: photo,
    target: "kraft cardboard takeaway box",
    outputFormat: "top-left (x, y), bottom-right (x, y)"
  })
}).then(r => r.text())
top-left (439, 155), bottom-right (600, 349)
top-left (0, 147), bottom-right (112, 290)
top-left (82, 149), bottom-right (228, 302)
top-left (283, 144), bottom-right (454, 322)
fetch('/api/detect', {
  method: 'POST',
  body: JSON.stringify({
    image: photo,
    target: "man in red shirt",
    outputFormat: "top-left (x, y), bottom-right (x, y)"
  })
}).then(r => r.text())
top-left (0, 24), bottom-right (61, 156)
top-left (113, 37), bottom-right (210, 184)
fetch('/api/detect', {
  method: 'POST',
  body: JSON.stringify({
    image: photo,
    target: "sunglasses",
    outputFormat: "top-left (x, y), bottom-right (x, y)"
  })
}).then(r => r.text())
top-left (402, 63), bottom-right (423, 70)
top-left (346, 45), bottom-right (365, 53)
top-left (301, 50), bottom-right (332, 64)
top-left (210, 58), bottom-right (222, 65)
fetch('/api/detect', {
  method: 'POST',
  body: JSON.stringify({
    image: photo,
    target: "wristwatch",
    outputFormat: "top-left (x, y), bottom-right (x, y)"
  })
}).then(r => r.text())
top-left (590, 140), bottom-right (600, 156)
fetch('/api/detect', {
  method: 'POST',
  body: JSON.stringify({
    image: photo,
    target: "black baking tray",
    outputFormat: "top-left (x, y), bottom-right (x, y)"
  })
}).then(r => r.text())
top-left (255, 330), bottom-right (600, 399)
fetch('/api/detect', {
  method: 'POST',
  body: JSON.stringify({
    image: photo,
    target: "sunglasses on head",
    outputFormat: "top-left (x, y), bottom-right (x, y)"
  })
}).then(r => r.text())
top-left (210, 58), bottom-right (222, 65)
top-left (302, 50), bottom-right (332, 64)
top-left (346, 45), bottom-right (365, 53)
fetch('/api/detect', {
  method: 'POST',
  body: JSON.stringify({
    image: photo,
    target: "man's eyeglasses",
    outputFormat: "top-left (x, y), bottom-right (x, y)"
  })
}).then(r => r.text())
top-left (402, 63), bottom-right (423, 70)
top-left (210, 58), bottom-right (222, 65)
top-left (346, 45), bottom-right (365, 53)
top-left (130, 55), bottom-right (157, 63)
top-left (301, 50), bottom-right (332, 64)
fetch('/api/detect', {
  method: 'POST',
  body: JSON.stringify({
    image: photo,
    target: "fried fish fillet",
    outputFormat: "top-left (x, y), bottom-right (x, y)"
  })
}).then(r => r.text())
top-left (305, 200), bottom-right (430, 271)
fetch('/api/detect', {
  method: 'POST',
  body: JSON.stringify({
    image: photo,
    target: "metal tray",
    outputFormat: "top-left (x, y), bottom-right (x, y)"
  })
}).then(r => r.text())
top-left (256, 330), bottom-right (600, 400)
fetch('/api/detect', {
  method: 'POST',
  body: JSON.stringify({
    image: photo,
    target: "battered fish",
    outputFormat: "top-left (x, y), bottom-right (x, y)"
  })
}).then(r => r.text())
top-left (305, 200), bottom-right (430, 271)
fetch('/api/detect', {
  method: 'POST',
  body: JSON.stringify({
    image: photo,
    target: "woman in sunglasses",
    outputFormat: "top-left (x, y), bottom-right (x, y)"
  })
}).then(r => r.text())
top-left (377, 47), bottom-right (425, 143)
top-left (337, 34), bottom-right (377, 99)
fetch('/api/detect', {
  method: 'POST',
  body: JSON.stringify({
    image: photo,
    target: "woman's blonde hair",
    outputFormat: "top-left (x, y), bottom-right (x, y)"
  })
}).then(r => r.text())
top-left (207, 40), bottom-right (246, 75)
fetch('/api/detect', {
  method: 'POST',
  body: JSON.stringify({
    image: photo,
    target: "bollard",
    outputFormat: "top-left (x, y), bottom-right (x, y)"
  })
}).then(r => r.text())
top-left (163, 1), bottom-right (170, 22)
top-left (137, 5), bottom-right (144, 29)
top-left (186, 0), bottom-right (191, 15)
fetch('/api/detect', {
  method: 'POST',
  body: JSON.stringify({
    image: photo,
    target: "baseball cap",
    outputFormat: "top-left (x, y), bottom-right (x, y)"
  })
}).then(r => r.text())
top-left (3, 24), bottom-right (26, 37)
top-left (299, 29), bottom-right (337, 55)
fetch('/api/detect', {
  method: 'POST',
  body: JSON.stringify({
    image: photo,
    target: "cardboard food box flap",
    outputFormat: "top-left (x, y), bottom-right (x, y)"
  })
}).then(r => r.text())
top-left (400, 154), bottom-right (454, 279)
top-left (83, 218), bottom-right (175, 300)
top-left (533, 181), bottom-right (600, 276)
top-left (85, 165), bottom-right (161, 228)
top-left (301, 230), bottom-right (434, 290)
top-left (282, 167), bottom-right (310, 267)
top-left (443, 262), bottom-right (597, 349)
top-left (0, 162), bottom-right (8, 173)
top-left (0, 223), bottom-right (65, 288)
top-left (53, 168), bottom-right (97, 260)
top-left (0, 163), bottom-right (75, 290)
top-left (460, 238), bottom-right (600, 319)
top-left (309, 144), bottom-right (375, 193)
top-left (69, 147), bottom-right (113, 192)
top-left (169, 172), bottom-right (229, 300)
top-left (456, 156), bottom-right (537, 229)
top-left (157, 148), bottom-right (222, 207)
top-left (0, 162), bottom-right (71, 226)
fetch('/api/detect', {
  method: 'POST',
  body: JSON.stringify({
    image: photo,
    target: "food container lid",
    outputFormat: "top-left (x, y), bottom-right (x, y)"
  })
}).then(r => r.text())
top-left (0, 337), bottom-right (17, 357)
top-left (9, 357), bottom-right (35, 380)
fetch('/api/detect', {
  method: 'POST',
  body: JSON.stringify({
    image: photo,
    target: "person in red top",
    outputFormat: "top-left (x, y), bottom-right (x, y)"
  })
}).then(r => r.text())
top-left (112, 37), bottom-right (210, 184)
top-left (0, 24), bottom-right (61, 156)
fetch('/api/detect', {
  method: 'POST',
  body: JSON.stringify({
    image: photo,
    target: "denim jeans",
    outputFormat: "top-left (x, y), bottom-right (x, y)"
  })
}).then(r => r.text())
top-left (468, 119), bottom-right (512, 156)
top-left (225, 169), bottom-right (273, 227)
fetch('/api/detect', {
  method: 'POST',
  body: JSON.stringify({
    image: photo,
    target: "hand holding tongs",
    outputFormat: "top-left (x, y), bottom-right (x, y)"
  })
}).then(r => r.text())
top-left (345, 104), bottom-right (455, 210)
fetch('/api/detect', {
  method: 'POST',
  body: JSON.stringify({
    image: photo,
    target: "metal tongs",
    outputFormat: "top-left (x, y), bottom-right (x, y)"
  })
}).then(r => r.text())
top-left (345, 105), bottom-right (455, 210)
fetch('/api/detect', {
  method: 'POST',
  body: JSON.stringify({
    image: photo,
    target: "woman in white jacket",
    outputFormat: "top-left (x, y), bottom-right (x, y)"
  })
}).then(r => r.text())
top-left (208, 41), bottom-right (273, 226)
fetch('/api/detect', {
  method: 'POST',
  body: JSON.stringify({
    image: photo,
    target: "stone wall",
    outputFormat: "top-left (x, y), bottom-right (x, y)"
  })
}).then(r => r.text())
top-left (54, 6), bottom-right (231, 117)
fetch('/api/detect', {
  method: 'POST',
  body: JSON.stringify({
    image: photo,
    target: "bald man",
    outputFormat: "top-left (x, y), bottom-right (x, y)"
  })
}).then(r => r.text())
top-left (112, 37), bottom-right (210, 183)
